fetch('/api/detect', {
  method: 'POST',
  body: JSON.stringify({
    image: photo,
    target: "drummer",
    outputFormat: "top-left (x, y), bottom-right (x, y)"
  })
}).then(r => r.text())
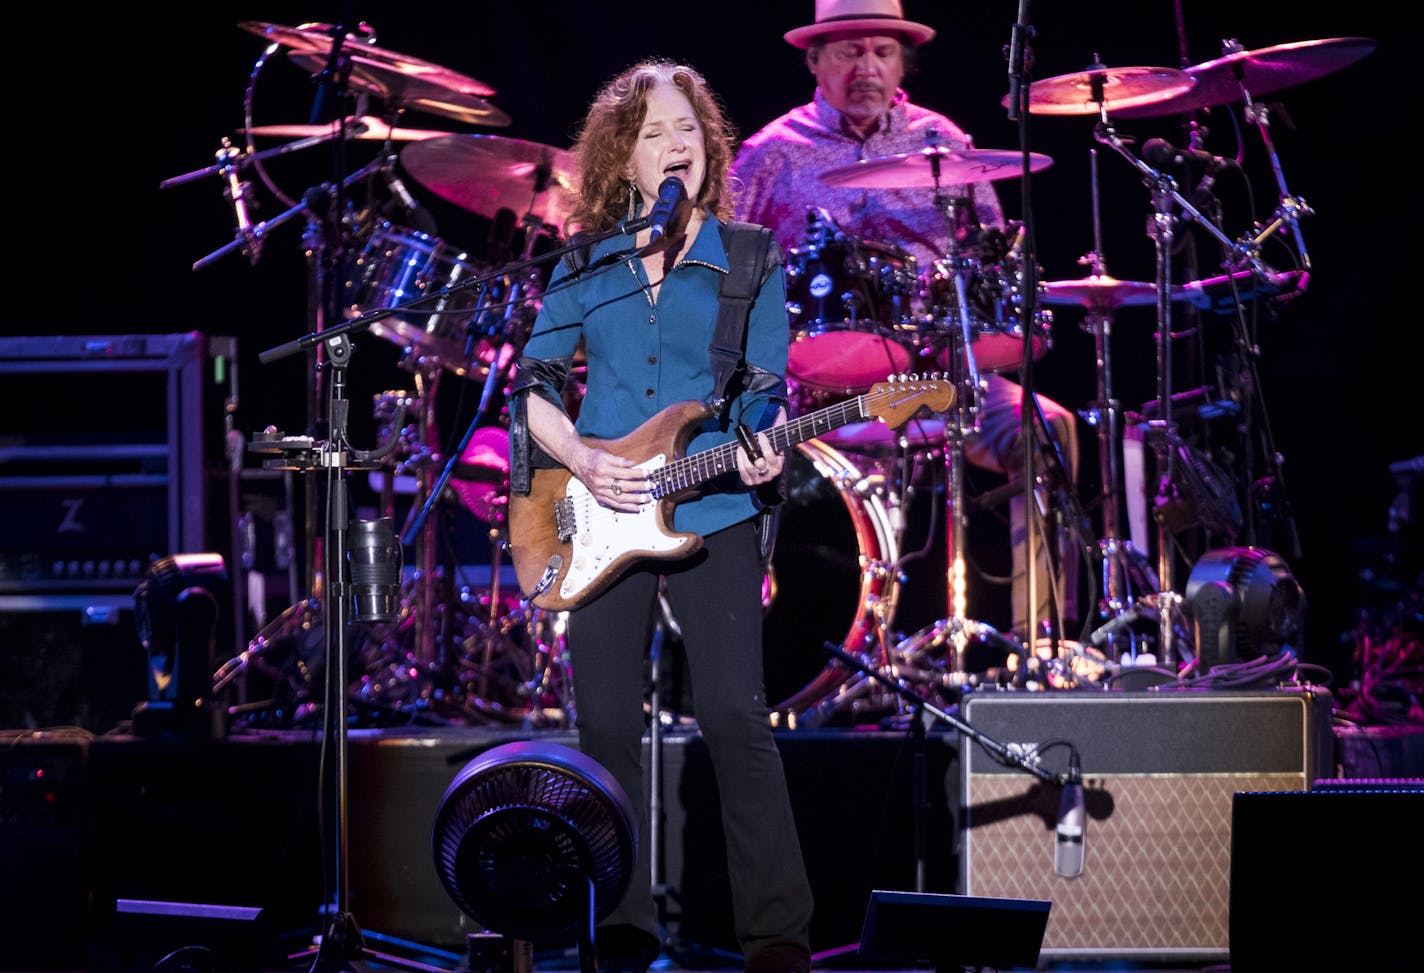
top-left (731, 0), bottom-right (1082, 642)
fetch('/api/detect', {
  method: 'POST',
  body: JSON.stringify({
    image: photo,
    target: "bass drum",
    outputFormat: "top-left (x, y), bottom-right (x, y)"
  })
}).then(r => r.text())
top-left (763, 439), bottom-right (899, 721)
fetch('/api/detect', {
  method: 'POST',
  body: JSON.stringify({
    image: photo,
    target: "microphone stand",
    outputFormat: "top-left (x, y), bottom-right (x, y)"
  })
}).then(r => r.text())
top-left (1005, 4), bottom-right (1061, 655)
top-left (252, 332), bottom-right (447, 972)
top-left (822, 643), bottom-right (1068, 889)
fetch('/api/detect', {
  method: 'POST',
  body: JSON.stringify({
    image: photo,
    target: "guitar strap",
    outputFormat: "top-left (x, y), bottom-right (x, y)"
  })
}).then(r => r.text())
top-left (709, 221), bottom-right (773, 430)
top-left (707, 221), bottom-right (782, 568)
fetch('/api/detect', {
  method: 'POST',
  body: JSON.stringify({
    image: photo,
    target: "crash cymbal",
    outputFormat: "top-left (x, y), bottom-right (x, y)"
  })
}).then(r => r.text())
top-left (818, 146), bottom-right (1052, 189)
top-left (247, 116), bottom-right (455, 141)
top-left (287, 53), bottom-right (511, 127)
top-left (401, 134), bottom-right (580, 229)
top-left (239, 20), bottom-right (495, 96)
top-left (1006, 66), bottom-right (1196, 116)
top-left (1114, 37), bottom-right (1378, 118)
top-left (1042, 275), bottom-right (1186, 308)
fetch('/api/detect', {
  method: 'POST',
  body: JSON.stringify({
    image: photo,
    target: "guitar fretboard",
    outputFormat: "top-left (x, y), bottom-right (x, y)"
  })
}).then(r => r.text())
top-left (646, 390), bottom-right (886, 498)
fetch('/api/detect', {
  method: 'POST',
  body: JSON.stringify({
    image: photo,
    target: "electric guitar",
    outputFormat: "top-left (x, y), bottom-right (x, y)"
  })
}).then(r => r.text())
top-left (508, 376), bottom-right (954, 611)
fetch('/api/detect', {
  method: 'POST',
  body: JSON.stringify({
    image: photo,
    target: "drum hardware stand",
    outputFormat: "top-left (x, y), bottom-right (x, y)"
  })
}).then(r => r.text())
top-left (891, 170), bottom-right (1026, 686)
top-left (1092, 115), bottom-right (1289, 667)
top-left (253, 330), bottom-right (446, 972)
top-left (1060, 151), bottom-right (1165, 660)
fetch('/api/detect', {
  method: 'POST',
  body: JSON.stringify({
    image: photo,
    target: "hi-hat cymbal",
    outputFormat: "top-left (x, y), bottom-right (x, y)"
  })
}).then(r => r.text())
top-left (247, 116), bottom-right (456, 141)
top-left (401, 134), bottom-right (581, 229)
top-left (1114, 37), bottom-right (1378, 118)
top-left (1042, 275), bottom-right (1186, 308)
top-left (818, 146), bottom-right (1052, 189)
top-left (1006, 66), bottom-right (1196, 116)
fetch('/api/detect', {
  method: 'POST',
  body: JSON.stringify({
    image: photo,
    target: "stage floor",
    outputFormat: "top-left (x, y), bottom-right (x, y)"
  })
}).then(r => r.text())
top-left (1, 689), bottom-right (1415, 973)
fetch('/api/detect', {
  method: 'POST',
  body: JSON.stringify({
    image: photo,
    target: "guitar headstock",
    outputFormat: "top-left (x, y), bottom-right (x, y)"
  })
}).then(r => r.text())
top-left (864, 374), bottom-right (956, 428)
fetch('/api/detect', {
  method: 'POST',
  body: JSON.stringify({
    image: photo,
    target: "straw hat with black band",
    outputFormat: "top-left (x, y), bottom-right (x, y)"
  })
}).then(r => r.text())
top-left (783, 0), bottom-right (936, 49)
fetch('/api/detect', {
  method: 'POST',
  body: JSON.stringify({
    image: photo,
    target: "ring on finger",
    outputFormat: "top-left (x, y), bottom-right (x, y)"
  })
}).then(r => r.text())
top-left (612, 482), bottom-right (622, 496)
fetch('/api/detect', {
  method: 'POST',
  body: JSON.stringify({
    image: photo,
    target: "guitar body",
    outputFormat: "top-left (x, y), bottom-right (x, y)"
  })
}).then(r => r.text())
top-left (508, 377), bottom-right (953, 611)
top-left (509, 400), bottom-right (715, 611)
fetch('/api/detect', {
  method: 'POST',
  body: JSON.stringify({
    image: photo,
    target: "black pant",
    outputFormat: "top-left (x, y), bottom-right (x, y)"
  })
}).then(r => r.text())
top-left (569, 519), bottom-right (813, 958)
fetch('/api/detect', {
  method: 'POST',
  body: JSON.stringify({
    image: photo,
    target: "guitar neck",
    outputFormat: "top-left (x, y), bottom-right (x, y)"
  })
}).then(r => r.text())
top-left (649, 393), bottom-right (868, 497)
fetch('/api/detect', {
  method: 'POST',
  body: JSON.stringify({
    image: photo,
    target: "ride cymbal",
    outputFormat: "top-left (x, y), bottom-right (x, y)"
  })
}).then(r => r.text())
top-left (1113, 37), bottom-right (1378, 118)
top-left (401, 134), bottom-right (581, 230)
top-left (818, 146), bottom-right (1052, 189)
top-left (1007, 66), bottom-right (1196, 116)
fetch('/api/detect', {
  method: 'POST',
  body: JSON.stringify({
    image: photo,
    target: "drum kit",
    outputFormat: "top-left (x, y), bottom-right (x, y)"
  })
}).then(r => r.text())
top-left (172, 22), bottom-right (1374, 730)
top-left (763, 34), bottom-right (1376, 722)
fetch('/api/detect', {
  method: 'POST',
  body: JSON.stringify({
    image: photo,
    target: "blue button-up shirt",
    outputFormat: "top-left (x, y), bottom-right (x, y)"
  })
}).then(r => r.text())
top-left (522, 213), bottom-right (789, 536)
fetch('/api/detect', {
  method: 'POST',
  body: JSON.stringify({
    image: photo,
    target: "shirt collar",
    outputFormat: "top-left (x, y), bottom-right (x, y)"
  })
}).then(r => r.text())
top-left (586, 208), bottom-right (726, 273)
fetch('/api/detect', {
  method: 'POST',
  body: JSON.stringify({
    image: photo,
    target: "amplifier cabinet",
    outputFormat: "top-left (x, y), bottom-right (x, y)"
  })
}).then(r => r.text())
top-left (958, 688), bottom-right (1333, 962)
top-left (0, 333), bottom-right (236, 597)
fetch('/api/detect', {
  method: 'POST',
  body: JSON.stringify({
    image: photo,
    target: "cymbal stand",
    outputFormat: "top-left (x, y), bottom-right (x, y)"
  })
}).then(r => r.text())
top-left (1092, 118), bottom-right (1272, 665)
top-left (1073, 150), bottom-right (1157, 659)
top-left (895, 175), bottom-right (1024, 688)
top-left (1206, 47), bottom-right (1308, 557)
top-left (928, 186), bottom-right (986, 667)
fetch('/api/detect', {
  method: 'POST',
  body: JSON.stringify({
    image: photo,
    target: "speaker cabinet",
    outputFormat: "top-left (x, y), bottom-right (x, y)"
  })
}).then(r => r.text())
top-left (959, 689), bottom-right (1333, 962)
top-left (1231, 786), bottom-right (1418, 971)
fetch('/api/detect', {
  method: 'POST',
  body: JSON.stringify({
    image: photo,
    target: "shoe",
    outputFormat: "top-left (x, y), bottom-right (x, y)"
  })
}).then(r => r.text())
top-left (596, 923), bottom-right (663, 973)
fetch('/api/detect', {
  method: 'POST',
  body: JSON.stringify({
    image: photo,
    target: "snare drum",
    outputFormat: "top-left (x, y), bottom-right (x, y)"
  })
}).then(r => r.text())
top-left (785, 235), bottom-right (920, 391)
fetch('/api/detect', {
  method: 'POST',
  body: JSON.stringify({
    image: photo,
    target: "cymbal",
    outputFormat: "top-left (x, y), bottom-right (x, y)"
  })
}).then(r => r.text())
top-left (818, 146), bottom-right (1052, 189)
top-left (1042, 275), bottom-right (1186, 308)
top-left (287, 53), bottom-right (511, 127)
top-left (247, 116), bottom-right (456, 141)
top-left (1114, 37), bottom-right (1377, 118)
top-left (1006, 66), bottom-right (1196, 116)
top-left (401, 134), bottom-right (580, 229)
top-left (238, 20), bottom-right (495, 96)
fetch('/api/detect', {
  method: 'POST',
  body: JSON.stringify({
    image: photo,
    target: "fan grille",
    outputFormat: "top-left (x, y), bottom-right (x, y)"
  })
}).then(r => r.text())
top-left (432, 742), bottom-right (637, 940)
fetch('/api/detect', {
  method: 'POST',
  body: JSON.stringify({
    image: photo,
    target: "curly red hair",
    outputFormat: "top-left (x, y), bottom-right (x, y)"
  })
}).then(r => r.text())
top-left (567, 59), bottom-right (738, 235)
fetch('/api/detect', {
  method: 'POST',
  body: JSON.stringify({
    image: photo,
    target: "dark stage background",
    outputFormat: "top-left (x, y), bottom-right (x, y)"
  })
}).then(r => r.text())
top-left (14, 2), bottom-right (1410, 689)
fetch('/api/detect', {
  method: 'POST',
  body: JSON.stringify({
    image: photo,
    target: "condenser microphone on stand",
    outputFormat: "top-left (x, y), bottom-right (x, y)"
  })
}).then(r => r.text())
top-left (1054, 753), bottom-right (1086, 878)
top-left (348, 516), bottom-right (402, 623)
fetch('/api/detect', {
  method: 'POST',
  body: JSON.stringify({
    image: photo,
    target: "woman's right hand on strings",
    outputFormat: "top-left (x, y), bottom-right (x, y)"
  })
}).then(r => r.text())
top-left (572, 446), bottom-right (647, 511)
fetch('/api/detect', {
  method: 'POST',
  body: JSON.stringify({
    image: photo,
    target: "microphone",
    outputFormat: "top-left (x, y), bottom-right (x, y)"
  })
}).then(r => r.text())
top-left (1054, 756), bottom-right (1085, 878)
top-left (1143, 138), bottom-right (1236, 174)
top-left (646, 176), bottom-right (687, 245)
top-left (384, 164), bottom-right (438, 235)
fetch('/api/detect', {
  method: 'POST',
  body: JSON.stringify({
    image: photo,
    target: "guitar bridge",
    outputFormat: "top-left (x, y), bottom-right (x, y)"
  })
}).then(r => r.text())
top-left (554, 497), bottom-right (575, 543)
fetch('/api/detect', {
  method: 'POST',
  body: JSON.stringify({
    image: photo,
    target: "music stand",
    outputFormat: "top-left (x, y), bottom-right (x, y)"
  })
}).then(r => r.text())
top-left (859, 889), bottom-right (1050, 973)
